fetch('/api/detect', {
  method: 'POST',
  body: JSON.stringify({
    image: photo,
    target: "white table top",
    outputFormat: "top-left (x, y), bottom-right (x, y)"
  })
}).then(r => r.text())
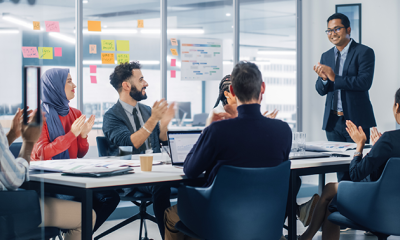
top-left (29, 147), bottom-right (370, 189)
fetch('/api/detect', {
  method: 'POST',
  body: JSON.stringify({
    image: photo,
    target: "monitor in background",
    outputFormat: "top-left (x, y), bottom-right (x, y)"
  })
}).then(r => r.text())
top-left (168, 130), bottom-right (201, 166)
top-left (174, 102), bottom-right (191, 126)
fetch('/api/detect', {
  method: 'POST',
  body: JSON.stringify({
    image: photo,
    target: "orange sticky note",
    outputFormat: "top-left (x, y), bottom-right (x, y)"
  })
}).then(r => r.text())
top-left (170, 48), bottom-right (178, 56)
top-left (101, 53), bottom-right (115, 64)
top-left (89, 44), bottom-right (97, 54)
top-left (170, 38), bottom-right (178, 46)
top-left (33, 21), bottom-right (40, 30)
top-left (137, 20), bottom-right (144, 28)
top-left (88, 21), bottom-right (101, 32)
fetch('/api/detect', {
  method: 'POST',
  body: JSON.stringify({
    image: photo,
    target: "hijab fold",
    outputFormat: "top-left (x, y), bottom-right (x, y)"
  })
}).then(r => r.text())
top-left (41, 68), bottom-right (70, 159)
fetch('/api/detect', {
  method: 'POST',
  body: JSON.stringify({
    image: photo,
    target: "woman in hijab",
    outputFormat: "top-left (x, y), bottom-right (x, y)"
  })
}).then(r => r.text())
top-left (31, 68), bottom-right (120, 232)
top-left (31, 68), bottom-right (94, 160)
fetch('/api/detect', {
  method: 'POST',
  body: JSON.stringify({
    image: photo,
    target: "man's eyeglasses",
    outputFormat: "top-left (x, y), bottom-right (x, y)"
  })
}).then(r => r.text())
top-left (325, 27), bottom-right (345, 35)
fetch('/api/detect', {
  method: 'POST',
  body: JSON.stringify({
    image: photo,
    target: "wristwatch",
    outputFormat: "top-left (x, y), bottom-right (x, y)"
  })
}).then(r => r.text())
top-left (354, 151), bottom-right (363, 157)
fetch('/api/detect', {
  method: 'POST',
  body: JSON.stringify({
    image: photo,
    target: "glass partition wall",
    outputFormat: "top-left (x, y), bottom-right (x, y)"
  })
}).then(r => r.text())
top-left (0, 0), bottom-right (299, 156)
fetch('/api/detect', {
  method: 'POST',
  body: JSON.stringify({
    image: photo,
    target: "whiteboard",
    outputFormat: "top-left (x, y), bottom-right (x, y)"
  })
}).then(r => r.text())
top-left (180, 38), bottom-right (223, 81)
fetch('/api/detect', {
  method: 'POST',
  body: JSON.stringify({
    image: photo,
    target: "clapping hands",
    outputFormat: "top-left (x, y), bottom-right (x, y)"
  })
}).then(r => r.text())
top-left (345, 120), bottom-right (367, 145)
top-left (370, 127), bottom-right (382, 146)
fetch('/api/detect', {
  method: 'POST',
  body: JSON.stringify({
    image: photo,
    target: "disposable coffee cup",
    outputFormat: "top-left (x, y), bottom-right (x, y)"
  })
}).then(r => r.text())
top-left (140, 155), bottom-right (153, 172)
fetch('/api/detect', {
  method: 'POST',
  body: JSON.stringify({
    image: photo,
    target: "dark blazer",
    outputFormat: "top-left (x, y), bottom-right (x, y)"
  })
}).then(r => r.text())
top-left (102, 100), bottom-right (165, 156)
top-left (349, 129), bottom-right (400, 182)
top-left (315, 40), bottom-right (376, 130)
top-left (183, 104), bottom-right (292, 187)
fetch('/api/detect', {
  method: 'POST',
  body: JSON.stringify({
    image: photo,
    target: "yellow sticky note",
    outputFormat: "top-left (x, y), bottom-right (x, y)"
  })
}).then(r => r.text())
top-left (137, 20), bottom-right (144, 28)
top-left (170, 48), bottom-right (178, 56)
top-left (101, 53), bottom-right (115, 64)
top-left (101, 40), bottom-right (115, 51)
top-left (117, 40), bottom-right (130, 51)
top-left (117, 54), bottom-right (130, 64)
top-left (33, 21), bottom-right (40, 30)
top-left (38, 47), bottom-right (53, 59)
top-left (88, 21), bottom-right (101, 32)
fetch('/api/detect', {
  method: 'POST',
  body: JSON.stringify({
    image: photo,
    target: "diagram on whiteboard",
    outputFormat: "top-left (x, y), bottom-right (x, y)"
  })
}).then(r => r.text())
top-left (180, 38), bottom-right (223, 81)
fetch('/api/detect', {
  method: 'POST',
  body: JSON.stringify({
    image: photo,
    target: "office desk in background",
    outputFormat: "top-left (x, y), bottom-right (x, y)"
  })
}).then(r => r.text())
top-left (24, 147), bottom-right (367, 240)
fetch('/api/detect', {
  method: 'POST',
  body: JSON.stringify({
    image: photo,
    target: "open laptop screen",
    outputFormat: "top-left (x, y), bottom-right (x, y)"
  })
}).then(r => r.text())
top-left (168, 131), bottom-right (201, 165)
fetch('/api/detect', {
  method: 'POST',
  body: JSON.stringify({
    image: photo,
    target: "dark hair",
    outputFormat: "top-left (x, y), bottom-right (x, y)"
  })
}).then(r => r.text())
top-left (230, 61), bottom-right (262, 103)
top-left (327, 13), bottom-right (350, 29)
top-left (110, 61), bottom-right (141, 92)
top-left (395, 88), bottom-right (400, 111)
top-left (213, 75), bottom-right (231, 108)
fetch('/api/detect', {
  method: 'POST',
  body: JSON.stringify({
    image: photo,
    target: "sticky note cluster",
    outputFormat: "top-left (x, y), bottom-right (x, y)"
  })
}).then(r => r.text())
top-left (21, 47), bottom-right (59, 59)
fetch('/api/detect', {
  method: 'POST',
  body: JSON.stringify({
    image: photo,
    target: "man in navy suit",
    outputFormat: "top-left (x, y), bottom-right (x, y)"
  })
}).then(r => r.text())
top-left (315, 13), bottom-right (376, 143)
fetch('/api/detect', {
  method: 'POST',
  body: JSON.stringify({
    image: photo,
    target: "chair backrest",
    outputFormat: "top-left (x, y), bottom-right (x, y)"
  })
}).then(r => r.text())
top-left (9, 142), bottom-right (23, 158)
top-left (181, 161), bottom-right (291, 240)
top-left (358, 157), bottom-right (400, 235)
top-left (96, 136), bottom-right (111, 157)
top-left (0, 190), bottom-right (42, 239)
top-left (192, 113), bottom-right (209, 126)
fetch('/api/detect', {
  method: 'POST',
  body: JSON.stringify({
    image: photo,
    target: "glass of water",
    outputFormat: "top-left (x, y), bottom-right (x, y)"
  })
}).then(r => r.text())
top-left (298, 132), bottom-right (306, 153)
top-left (291, 132), bottom-right (299, 152)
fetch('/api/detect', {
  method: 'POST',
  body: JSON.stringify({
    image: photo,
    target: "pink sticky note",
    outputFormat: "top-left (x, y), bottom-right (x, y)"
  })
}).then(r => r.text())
top-left (171, 59), bottom-right (176, 67)
top-left (90, 65), bottom-right (97, 73)
top-left (171, 70), bottom-right (176, 78)
top-left (90, 76), bottom-right (97, 84)
top-left (21, 47), bottom-right (39, 58)
top-left (54, 47), bottom-right (62, 57)
top-left (45, 21), bottom-right (60, 32)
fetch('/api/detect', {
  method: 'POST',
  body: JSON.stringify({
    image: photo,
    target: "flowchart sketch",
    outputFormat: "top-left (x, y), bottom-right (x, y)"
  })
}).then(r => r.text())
top-left (180, 38), bottom-right (223, 81)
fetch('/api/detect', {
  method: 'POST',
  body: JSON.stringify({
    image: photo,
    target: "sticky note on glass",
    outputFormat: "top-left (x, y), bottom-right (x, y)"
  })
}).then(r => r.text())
top-left (101, 40), bottom-right (115, 51)
top-left (137, 20), bottom-right (144, 28)
top-left (117, 40), bottom-right (129, 51)
top-left (90, 76), bottom-right (97, 84)
top-left (171, 70), bottom-right (176, 78)
top-left (170, 48), bottom-right (178, 56)
top-left (22, 47), bottom-right (39, 58)
top-left (117, 54), bottom-right (130, 64)
top-left (45, 21), bottom-right (60, 32)
top-left (101, 53), bottom-right (115, 64)
top-left (38, 47), bottom-right (53, 59)
top-left (88, 21), bottom-right (101, 32)
top-left (170, 38), bottom-right (178, 46)
top-left (89, 44), bottom-right (97, 54)
top-left (33, 21), bottom-right (40, 30)
top-left (90, 65), bottom-right (97, 73)
top-left (171, 59), bottom-right (176, 67)
top-left (54, 47), bottom-right (62, 57)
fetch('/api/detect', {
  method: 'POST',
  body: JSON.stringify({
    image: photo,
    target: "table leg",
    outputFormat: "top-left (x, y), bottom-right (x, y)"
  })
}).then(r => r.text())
top-left (318, 174), bottom-right (325, 195)
top-left (82, 189), bottom-right (93, 240)
top-left (288, 172), bottom-right (297, 240)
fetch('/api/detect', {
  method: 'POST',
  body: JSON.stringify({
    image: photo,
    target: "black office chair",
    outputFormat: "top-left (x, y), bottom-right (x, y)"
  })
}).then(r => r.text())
top-left (95, 136), bottom-right (178, 240)
top-left (191, 113), bottom-right (209, 127)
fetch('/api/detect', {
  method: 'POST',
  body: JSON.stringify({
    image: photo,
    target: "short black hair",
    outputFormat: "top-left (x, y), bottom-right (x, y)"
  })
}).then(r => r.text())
top-left (110, 61), bottom-right (141, 92)
top-left (395, 88), bottom-right (400, 112)
top-left (230, 61), bottom-right (262, 103)
top-left (327, 13), bottom-right (350, 29)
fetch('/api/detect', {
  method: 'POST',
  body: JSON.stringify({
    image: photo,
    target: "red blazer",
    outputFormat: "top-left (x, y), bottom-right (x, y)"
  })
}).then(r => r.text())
top-left (31, 107), bottom-right (89, 161)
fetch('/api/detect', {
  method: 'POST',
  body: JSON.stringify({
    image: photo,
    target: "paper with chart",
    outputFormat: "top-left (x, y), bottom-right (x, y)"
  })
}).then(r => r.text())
top-left (306, 142), bottom-right (358, 152)
top-left (180, 38), bottom-right (223, 81)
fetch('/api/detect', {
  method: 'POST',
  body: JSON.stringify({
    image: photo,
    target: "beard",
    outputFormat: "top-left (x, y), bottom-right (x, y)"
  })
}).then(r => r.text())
top-left (130, 85), bottom-right (147, 101)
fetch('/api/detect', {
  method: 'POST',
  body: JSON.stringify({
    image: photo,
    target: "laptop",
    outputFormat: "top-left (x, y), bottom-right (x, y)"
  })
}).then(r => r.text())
top-left (167, 130), bottom-right (202, 166)
top-left (289, 151), bottom-right (332, 160)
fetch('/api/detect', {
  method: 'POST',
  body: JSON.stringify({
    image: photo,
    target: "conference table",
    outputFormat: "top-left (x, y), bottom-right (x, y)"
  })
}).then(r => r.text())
top-left (23, 146), bottom-right (368, 240)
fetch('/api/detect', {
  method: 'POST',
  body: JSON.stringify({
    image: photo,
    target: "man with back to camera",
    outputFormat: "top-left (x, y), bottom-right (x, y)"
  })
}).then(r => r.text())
top-left (314, 13), bottom-right (376, 181)
top-left (102, 61), bottom-right (175, 239)
top-left (163, 61), bottom-right (318, 240)
top-left (315, 13), bottom-right (376, 144)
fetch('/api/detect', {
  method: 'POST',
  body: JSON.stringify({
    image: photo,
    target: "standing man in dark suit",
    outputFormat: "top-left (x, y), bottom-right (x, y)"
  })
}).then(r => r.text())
top-left (315, 13), bottom-right (376, 143)
top-left (103, 61), bottom-right (175, 239)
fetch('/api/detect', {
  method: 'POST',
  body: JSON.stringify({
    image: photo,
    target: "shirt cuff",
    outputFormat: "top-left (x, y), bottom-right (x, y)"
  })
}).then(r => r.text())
top-left (16, 157), bottom-right (30, 182)
top-left (322, 79), bottom-right (328, 85)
